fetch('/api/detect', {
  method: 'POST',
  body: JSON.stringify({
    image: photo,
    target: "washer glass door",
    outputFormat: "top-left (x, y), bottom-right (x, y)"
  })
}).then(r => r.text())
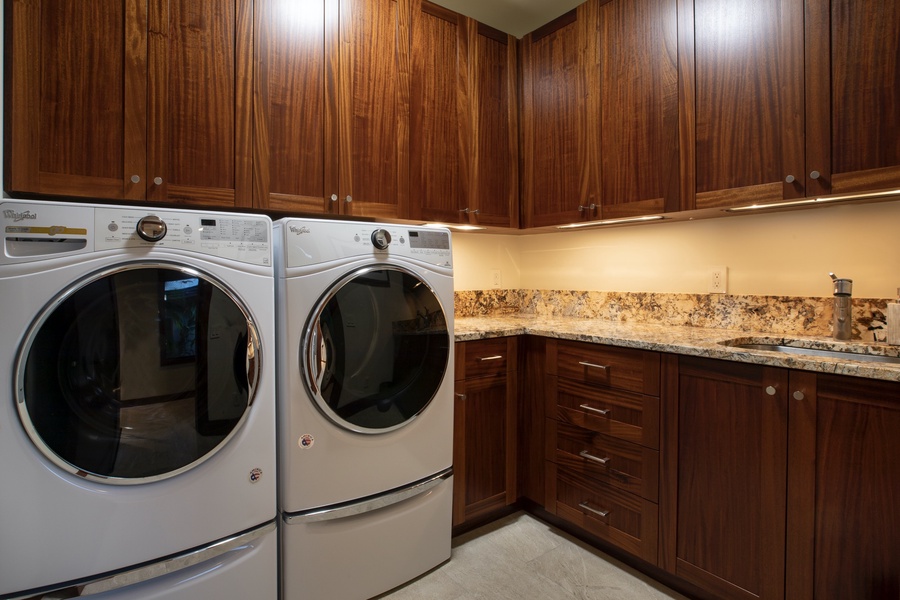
top-left (16, 264), bottom-right (261, 483)
top-left (304, 266), bottom-right (450, 433)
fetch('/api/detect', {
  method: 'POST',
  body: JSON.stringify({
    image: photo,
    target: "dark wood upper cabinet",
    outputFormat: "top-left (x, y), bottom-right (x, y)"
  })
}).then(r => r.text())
top-left (253, 0), bottom-right (337, 213)
top-left (593, 0), bottom-right (680, 218)
top-left (681, 0), bottom-right (900, 210)
top-left (6, 0), bottom-right (253, 207)
top-left (409, 4), bottom-right (518, 228)
top-left (409, 1), bottom-right (467, 224)
top-left (805, 0), bottom-right (900, 197)
top-left (679, 0), bottom-right (805, 210)
top-left (521, 9), bottom-right (591, 228)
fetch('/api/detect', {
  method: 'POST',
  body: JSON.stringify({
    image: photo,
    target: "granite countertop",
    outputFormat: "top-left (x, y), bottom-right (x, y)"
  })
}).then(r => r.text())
top-left (454, 315), bottom-right (900, 382)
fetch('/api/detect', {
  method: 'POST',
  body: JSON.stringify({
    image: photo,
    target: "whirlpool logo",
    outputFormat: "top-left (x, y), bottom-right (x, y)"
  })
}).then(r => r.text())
top-left (289, 225), bottom-right (311, 235)
top-left (3, 209), bottom-right (38, 222)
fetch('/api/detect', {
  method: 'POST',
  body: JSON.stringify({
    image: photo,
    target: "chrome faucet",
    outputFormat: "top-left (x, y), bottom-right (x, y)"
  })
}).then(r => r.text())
top-left (829, 272), bottom-right (853, 340)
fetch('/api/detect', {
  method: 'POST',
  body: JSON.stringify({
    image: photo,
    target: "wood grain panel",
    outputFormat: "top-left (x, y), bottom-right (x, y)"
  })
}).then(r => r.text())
top-left (811, 375), bottom-right (900, 600)
top-left (521, 10), bottom-right (589, 227)
top-left (806, 0), bottom-right (900, 196)
top-left (687, 0), bottom-right (804, 209)
top-left (470, 23), bottom-right (518, 227)
top-left (409, 0), bottom-right (464, 222)
top-left (673, 357), bottom-right (788, 600)
top-left (339, 0), bottom-right (409, 218)
top-left (556, 340), bottom-right (660, 396)
top-left (597, 0), bottom-right (679, 217)
top-left (148, 0), bottom-right (253, 206)
top-left (254, 0), bottom-right (330, 210)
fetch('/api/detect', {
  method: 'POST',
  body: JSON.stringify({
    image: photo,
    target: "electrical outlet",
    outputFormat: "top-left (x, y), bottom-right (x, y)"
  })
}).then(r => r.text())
top-left (491, 269), bottom-right (502, 288)
top-left (709, 266), bottom-right (728, 294)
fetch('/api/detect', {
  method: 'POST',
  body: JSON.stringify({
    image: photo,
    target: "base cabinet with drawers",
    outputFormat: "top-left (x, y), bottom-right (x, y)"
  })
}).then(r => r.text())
top-left (453, 337), bottom-right (518, 529)
top-left (543, 339), bottom-right (661, 564)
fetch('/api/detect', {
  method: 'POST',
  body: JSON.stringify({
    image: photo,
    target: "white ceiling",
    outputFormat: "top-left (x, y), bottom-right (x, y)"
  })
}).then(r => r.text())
top-left (430, 0), bottom-right (586, 38)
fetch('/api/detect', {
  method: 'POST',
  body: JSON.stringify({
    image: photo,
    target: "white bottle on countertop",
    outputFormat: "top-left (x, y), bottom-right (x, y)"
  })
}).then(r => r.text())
top-left (887, 288), bottom-right (900, 345)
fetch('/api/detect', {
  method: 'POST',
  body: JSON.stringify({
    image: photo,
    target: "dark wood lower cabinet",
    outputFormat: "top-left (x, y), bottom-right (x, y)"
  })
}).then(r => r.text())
top-left (453, 338), bottom-right (518, 529)
top-left (661, 355), bottom-right (788, 600)
top-left (787, 373), bottom-right (900, 600)
top-left (457, 337), bottom-right (899, 600)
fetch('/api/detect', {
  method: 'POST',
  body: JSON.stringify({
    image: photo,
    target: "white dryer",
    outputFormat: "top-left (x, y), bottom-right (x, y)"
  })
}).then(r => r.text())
top-left (0, 200), bottom-right (277, 599)
top-left (274, 218), bottom-right (454, 600)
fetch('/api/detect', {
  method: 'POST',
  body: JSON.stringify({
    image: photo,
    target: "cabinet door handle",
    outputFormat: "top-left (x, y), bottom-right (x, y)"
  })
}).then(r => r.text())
top-left (810, 170), bottom-right (821, 180)
top-left (153, 176), bottom-right (163, 185)
top-left (578, 502), bottom-right (610, 519)
top-left (477, 355), bottom-right (503, 361)
top-left (793, 390), bottom-right (805, 401)
top-left (578, 361), bottom-right (609, 372)
top-left (344, 195), bottom-right (352, 203)
top-left (459, 208), bottom-right (480, 215)
top-left (577, 203), bottom-right (597, 212)
top-left (784, 174), bottom-right (796, 183)
top-left (579, 450), bottom-right (610, 465)
top-left (765, 386), bottom-right (777, 396)
top-left (330, 194), bottom-right (338, 202)
top-left (130, 175), bottom-right (141, 183)
top-left (455, 393), bottom-right (466, 401)
top-left (579, 403), bottom-right (611, 416)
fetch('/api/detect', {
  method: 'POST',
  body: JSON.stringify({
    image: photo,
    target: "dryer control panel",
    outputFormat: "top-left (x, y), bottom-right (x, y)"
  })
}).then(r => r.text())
top-left (277, 219), bottom-right (452, 269)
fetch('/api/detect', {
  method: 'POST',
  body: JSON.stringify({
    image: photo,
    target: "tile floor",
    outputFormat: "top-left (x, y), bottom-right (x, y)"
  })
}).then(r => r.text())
top-left (378, 512), bottom-right (690, 600)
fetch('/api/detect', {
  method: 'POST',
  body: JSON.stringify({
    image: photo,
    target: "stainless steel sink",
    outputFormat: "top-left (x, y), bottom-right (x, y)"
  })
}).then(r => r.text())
top-left (722, 340), bottom-right (900, 365)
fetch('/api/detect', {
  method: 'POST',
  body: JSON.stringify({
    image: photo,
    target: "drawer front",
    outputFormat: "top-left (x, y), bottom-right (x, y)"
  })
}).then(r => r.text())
top-left (549, 420), bottom-right (659, 502)
top-left (549, 463), bottom-right (658, 564)
top-left (555, 341), bottom-right (660, 396)
top-left (462, 337), bottom-right (512, 379)
top-left (554, 377), bottom-right (660, 449)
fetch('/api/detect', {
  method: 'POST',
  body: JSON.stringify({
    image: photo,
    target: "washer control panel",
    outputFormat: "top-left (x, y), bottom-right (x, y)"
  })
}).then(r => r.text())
top-left (96, 208), bottom-right (271, 266)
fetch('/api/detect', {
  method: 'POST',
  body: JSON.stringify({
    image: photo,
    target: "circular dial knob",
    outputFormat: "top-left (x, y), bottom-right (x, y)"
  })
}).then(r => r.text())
top-left (371, 229), bottom-right (392, 250)
top-left (136, 215), bottom-right (168, 242)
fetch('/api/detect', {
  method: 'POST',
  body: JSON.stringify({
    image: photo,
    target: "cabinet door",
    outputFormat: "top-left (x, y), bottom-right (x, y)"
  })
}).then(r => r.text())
top-left (786, 373), bottom-right (900, 600)
top-left (679, 0), bottom-right (804, 209)
top-left (453, 338), bottom-right (517, 528)
top-left (253, 0), bottom-right (338, 213)
top-left (7, 0), bottom-right (147, 201)
top-left (662, 356), bottom-right (788, 600)
top-left (409, 1), bottom-right (466, 224)
top-left (521, 9), bottom-right (594, 228)
top-left (338, 0), bottom-right (410, 219)
top-left (468, 23), bottom-right (519, 228)
top-left (147, 0), bottom-right (253, 207)
top-left (594, 0), bottom-right (680, 218)
top-left (805, 0), bottom-right (900, 197)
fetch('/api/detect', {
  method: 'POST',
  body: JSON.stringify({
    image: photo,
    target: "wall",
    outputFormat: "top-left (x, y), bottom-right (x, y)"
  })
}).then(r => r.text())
top-left (453, 199), bottom-right (900, 299)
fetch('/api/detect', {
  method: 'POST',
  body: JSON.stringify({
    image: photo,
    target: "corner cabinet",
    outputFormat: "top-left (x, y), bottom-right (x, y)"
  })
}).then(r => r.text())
top-left (7, 0), bottom-right (253, 207)
top-left (453, 337), bottom-right (518, 529)
top-left (543, 339), bottom-right (661, 564)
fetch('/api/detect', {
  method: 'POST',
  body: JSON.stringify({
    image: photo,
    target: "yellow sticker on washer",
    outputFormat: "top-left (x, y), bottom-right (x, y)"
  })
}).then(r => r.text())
top-left (299, 434), bottom-right (315, 449)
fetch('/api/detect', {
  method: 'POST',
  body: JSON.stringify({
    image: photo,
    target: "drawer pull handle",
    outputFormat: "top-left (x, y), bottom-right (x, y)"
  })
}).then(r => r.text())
top-left (579, 403), bottom-right (611, 416)
top-left (578, 502), bottom-right (610, 519)
top-left (477, 355), bottom-right (503, 361)
top-left (579, 450), bottom-right (610, 465)
top-left (455, 393), bottom-right (466, 401)
top-left (578, 361), bottom-right (609, 371)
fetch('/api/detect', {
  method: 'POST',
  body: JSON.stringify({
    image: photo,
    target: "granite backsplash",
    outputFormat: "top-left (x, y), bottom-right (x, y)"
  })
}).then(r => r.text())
top-left (454, 289), bottom-right (890, 342)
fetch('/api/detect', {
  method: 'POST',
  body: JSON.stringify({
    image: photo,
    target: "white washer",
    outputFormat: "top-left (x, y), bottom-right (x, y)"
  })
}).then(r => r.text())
top-left (0, 200), bottom-right (277, 599)
top-left (274, 218), bottom-right (454, 600)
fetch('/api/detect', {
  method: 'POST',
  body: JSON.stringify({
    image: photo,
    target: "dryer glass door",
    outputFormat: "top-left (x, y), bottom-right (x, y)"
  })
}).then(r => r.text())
top-left (16, 264), bottom-right (261, 483)
top-left (304, 266), bottom-right (450, 433)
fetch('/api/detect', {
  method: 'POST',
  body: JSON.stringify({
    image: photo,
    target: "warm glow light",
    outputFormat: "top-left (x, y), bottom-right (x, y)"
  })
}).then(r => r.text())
top-left (725, 189), bottom-right (900, 212)
top-left (556, 215), bottom-right (665, 230)
top-left (423, 223), bottom-right (487, 231)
